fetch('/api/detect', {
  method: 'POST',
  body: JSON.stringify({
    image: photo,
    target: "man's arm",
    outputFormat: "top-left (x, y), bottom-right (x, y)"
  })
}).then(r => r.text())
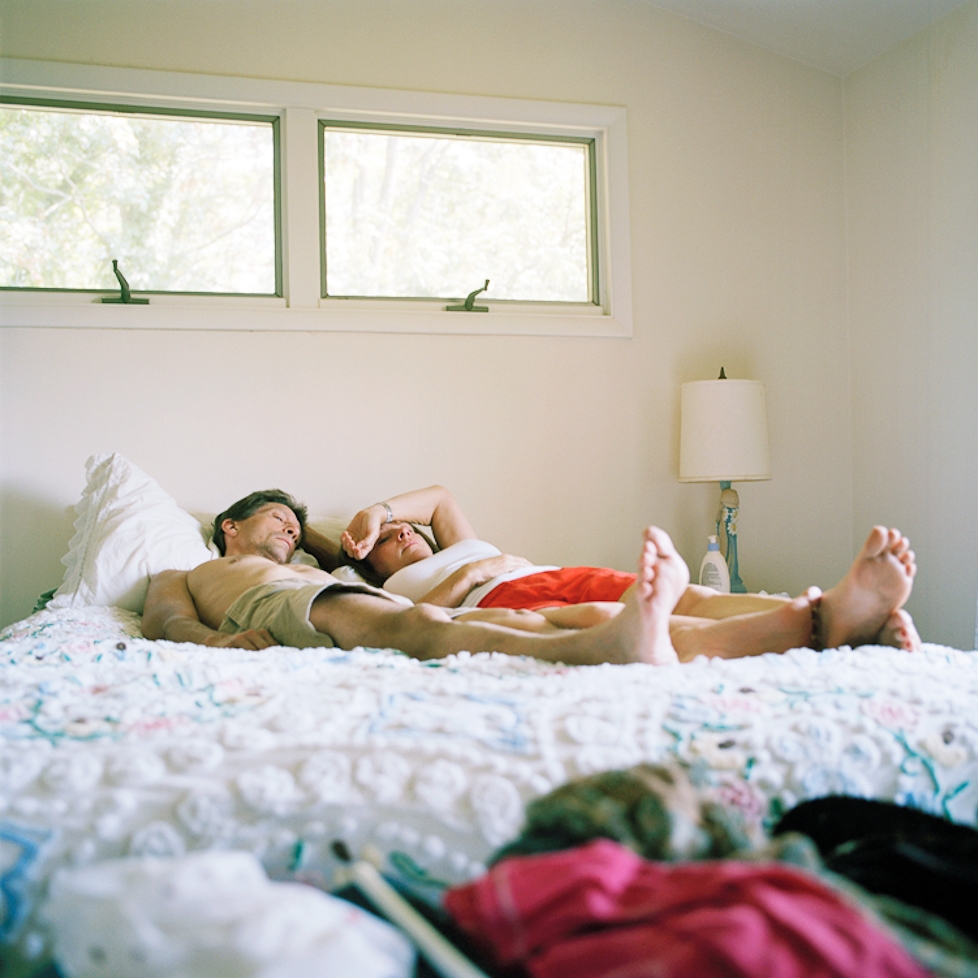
top-left (142, 570), bottom-right (277, 650)
top-left (300, 525), bottom-right (342, 572)
top-left (342, 485), bottom-right (477, 560)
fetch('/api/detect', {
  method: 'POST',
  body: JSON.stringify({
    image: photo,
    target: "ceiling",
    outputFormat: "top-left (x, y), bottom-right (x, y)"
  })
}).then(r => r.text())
top-left (643, 0), bottom-right (969, 76)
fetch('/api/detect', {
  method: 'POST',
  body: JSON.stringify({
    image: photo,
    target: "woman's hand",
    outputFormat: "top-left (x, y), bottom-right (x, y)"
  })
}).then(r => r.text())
top-left (468, 554), bottom-right (533, 587)
top-left (467, 554), bottom-right (533, 586)
top-left (341, 503), bottom-right (389, 559)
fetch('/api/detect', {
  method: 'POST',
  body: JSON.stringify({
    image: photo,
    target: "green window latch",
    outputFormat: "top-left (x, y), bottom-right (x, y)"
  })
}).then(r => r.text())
top-left (101, 259), bottom-right (149, 304)
top-left (446, 280), bottom-right (489, 312)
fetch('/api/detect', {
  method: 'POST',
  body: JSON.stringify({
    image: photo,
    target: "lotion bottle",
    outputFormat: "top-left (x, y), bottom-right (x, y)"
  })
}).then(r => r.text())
top-left (699, 536), bottom-right (730, 592)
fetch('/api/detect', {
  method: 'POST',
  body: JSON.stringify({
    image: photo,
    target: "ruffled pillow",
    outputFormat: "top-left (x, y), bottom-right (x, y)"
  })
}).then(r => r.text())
top-left (49, 453), bottom-right (214, 614)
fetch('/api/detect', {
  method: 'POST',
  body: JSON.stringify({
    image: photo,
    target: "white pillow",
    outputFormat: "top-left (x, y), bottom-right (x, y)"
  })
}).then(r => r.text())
top-left (49, 453), bottom-right (214, 614)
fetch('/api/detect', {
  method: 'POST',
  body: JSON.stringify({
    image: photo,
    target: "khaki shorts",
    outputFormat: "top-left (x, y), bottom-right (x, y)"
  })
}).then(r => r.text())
top-left (219, 578), bottom-right (404, 649)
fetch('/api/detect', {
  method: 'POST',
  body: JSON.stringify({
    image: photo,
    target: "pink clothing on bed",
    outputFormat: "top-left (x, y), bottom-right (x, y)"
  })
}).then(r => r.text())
top-left (444, 839), bottom-right (932, 978)
top-left (475, 566), bottom-right (636, 611)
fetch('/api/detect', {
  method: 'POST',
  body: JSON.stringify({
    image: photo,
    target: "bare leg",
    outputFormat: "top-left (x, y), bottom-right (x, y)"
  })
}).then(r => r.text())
top-left (816, 527), bottom-right (916, 649)
top-left (671, 584), bottom-right (790, 619)
top-left (536, 602), bottom-right (623, 629)
top-left (461, 594), bottom-right (819, 661)
top-left (614, 580), bottom-right (791, 620)
top-left (544, 594), bottom-right (820, 660)
top-left (455, 603), bottom-right (622, 632)
top-left (453, 607), bottom-right (567, 633)
top-left (309, 526), bottom-right (688, 666)
top-left (669, 589), bottom-right (819, 661)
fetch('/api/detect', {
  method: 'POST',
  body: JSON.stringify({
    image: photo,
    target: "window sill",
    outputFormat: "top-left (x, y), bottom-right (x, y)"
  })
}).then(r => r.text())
top-left (1, 294), bottom-right (631, 338)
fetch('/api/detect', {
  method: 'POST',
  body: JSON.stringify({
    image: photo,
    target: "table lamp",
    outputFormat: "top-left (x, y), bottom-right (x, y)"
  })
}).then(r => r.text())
top-left (679, 371), bottom-right (771, 592)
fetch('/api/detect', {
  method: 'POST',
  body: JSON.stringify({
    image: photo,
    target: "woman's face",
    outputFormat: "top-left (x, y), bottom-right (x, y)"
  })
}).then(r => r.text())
top-left (367, 521), bottom-right (434, 579)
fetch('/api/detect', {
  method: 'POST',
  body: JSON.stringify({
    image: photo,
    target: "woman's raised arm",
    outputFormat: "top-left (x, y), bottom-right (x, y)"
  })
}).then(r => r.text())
top-left (342, 485), bottom-right (477, 559)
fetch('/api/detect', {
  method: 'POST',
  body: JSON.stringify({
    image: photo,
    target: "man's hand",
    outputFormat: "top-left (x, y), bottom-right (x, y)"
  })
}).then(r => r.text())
top-left (203, 628), bottom-right (278, 650)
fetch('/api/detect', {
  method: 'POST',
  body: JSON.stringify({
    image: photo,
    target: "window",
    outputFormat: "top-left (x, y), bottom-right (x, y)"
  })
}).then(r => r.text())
top-left (0, 59), bottom-right (631, 336)
top-left (322, 124), bottom-right (596, 304)
top-left (0, 101), bottom-right (279, 295)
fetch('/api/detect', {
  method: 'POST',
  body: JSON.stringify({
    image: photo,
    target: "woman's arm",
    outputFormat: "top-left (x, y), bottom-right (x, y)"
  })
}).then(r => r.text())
top-left (414, 554), bottom-right (533, 607)
top-left (342, 485), bottom-right (477, 560)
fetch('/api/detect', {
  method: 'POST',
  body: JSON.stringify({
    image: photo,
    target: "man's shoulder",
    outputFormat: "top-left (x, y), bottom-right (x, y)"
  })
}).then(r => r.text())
top-left (188, 554), bottom-right (272, 578)
top-left (195, 555), bottom-right (333, 584)
top-left (150, 567), bottom-right (192, 582)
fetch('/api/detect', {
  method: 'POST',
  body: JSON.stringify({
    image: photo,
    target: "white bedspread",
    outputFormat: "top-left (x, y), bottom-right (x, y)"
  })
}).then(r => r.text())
top-left (2, 605), bottom-right (977, 970)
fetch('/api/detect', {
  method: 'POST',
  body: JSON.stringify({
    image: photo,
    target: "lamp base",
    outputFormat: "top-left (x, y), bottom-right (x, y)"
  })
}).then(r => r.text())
top-left (718, 482), bottom-right (747, 593)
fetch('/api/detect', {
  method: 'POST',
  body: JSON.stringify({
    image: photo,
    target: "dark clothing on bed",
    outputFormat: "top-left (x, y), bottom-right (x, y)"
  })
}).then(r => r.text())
top-left (774, 795), bottom-right (978, 944)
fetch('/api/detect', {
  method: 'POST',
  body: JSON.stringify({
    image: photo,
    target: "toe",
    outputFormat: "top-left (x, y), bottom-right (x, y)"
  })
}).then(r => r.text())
top-left (647, 526), bottom-right (676, 555)
top-left (890, 534), bottom-right (911, 558)
top-left (863, 526), bottom-right (889, 557)
top-left (896, 550), bottom-right (916, 578)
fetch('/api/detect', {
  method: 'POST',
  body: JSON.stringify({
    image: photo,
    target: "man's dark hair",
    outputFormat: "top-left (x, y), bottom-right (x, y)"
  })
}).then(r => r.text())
top-left (212, 490), bottom-right (308, 555)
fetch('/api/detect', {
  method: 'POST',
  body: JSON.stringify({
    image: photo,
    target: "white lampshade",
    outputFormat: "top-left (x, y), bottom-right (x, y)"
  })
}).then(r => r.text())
top-left (679, 379), bottom-right (771, 483)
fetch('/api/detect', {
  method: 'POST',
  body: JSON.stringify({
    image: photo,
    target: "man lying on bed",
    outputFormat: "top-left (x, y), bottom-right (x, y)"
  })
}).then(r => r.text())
top-left (334, 485), bottom-right (921, 659)
top-left (143, 488), bottom-right (918, 664)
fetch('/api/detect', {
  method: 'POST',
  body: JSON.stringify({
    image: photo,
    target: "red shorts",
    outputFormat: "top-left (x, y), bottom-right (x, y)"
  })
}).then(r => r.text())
top-left (476, 566), bottom-right (637, 611)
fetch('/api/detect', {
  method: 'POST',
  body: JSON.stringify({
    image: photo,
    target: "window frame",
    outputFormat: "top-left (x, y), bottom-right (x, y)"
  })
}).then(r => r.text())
top-left (318, 120), bottom-right (600, 306)
top-left (0, 58), bottom-right (632, 338)
top-left (0, 95), bottom-right (283, 297)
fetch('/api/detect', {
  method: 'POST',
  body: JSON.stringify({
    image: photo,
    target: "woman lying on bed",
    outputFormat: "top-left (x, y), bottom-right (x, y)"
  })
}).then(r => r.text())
top-left (325, 485), bottom-right (921, 661)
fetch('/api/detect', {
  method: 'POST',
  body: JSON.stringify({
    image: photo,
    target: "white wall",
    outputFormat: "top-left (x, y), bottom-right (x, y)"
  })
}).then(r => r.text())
top-left (0, 0), bottom-right (853, 633)
top-left (845, 0), bottom-right (978, 649)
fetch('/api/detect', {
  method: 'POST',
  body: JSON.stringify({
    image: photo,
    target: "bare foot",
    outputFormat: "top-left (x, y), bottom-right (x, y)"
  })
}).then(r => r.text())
top-left (876, 609), bottom-right (922, 652)
top-left (613, 527), bottom-right (689, 665)
top-left (816, 527), bottom-right (916, 649)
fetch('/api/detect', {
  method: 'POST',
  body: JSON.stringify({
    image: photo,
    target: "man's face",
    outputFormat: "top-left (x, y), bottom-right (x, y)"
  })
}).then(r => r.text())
top-left (367, 521), bottom-right (433, 579)
top-left (222, 503), bottom-right (301, 564)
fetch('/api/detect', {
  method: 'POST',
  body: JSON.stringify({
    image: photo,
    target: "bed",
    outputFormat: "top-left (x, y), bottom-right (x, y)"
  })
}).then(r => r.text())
top-left (2, 454), bottom-right (977, 975)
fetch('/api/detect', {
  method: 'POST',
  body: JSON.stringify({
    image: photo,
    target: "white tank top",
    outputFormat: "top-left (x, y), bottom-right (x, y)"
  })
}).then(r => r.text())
top-left (383, 539), bottom-right (556, 606)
